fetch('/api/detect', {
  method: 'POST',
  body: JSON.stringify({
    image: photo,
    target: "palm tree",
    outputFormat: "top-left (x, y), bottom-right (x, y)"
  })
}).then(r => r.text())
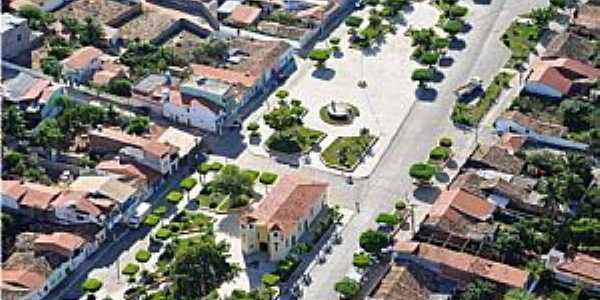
top-left (540, 175), bottom-right (565, 219)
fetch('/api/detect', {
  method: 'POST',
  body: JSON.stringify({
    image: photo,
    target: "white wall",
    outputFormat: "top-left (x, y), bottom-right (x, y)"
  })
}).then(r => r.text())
top-left (53, 207), bottom-right (102, 225)
top-left (163, 102), bottom-right (221, 132)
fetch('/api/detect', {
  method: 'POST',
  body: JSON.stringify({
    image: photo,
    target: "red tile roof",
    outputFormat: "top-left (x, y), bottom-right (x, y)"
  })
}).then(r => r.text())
top-left (33, 232), bottom-right (86, 255)
top-left (429, 189), bottom-right (495, 222)
top-left (1, 269), bottom-right (46, 292)
top-left (96, 158), bottom-right (162, 184)
top-left (50, 190), bottom-right (102, 217)
top-left (229, 5), bottom-right (261, 25)
top-left (22, 78), bottom-right (51, 100)
top-left (90, 127), bottom-right (175, 158)
top-left (169, 89), bottom-right (225, 114)
top-left (529, 58), bottom-right (600, 94)
top-left (499, 133), bottom-right (527, 154)
top-left (62, 46), bottom-right (104, 70)
top-left (191, 64), bottom-right (257, 87)
top-left (2, 180), bottom-right (28, 200)
top-left (556, 252), bottom-right (600, 286)
top-left (242, 174), bottom-right (328, 237)
top-left (19, 183), bottom-right (62, 210)
top-left (396, 242), bottom-right (530, 288)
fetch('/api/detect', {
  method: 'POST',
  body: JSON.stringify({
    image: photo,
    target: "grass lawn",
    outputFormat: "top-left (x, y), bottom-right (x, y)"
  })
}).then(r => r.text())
top-left (266, 126), bottom-right (326, 154)
top-left (321, 134), bottom-right (376, 170)
top-left (196, 192), bottom-right (226, 209)
top-left (501, 21), bottom-right (541, 68)
top-left (451, 72), bottom-right (514, 126)
top-left (135, 250), bottom-right (152, 263)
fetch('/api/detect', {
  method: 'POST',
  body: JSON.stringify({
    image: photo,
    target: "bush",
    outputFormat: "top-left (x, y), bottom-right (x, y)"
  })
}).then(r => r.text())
top-left (330, 37), bottom-right (341, 45)
top-left (359, 229), bottom-right (390, 254)
top-left (122, 263), bottom-right (140, 276)
top-left (155, 228), bottom-right (172, 240)
top-left (144, 214), bottom-right (161, 227)
top-left (209, 162), bottom-right (223, 172)
top-left (276, 90), bottom-right (289, 99)
top-left (259, 172), bottom-right (279, 185)
top-left (411, 68), bottom-right (434, 84)
top-left (247, 122), bottom-right (260, 132)
top-left (135, 250), bottom-right (151, 263)
top-left (352, 253), bottom-right (370, 268)
top-left (550, 0), bottom-right (566, 8)
top-left (82, 278), bottom-right (103, 292)
top-left (153, 206), bottom-right (167, 216)
top-left (166, 191), bottom-right (184, 203)
top-left (308, 48), bottom-right (331, 66)
top-left (443, 19), bottom-right (464, 36)
top-left (429, 146), bottom-right (451, 161)
top-left (395, 199), bottom-right (407, 210)
top-left (439, 137), bottom-right (453, 148)
top-left (241, 169), bottom-right (260, 182)
top-left (334, 277), bottom-right (360, 298)
top-left (419, 51), bottom-right (440, 66)
top-left (448, 5), bottom-right (468, 18)
top-left (345, 16), bottom-right (364, 28)
top-left (409, 162), bottom-right (436, 182)
top-left (261, 273), bottom-right (281, 287)
top-left (180, 177), bottom-right (198, 191)
top-left (376, 213), bottom-right (399, 226)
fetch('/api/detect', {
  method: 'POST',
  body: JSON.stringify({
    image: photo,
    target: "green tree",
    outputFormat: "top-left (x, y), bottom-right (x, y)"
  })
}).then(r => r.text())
top-left (79, 17), bottom-right (105, 47)
top-left (308, 48), bottom-right (332, 68)
top-left (169, 239), bottom-right (239, 298)
top-left (334, 277), bottom-right (360, 299)
top-left (211, 165), bottom-right (255, 200)
top-left (419, 51), bottom-right (440, 68)
top-left (41, 57), bottom-right (61, 79)
top-left (359, 229), bottom-right (389, 254)
top-left (529, 7), bottom-right (557, 27)
top-left (107, 78), bottom-right (132, 97)
top-left (126, 116), bottom-right (150, 135)
top-left (411, 68), bottom-right (434, 87)
top-left (459, 280), bottom-right (496, 300)
top-left (193, 38), bottom-right (230, 65)
top-left (559, 99), bottom-right (593, 131)
top-left (33, 119), bottom-right (64, 151)
top-left (443, 19), bottom-right (464, 39)
top-left (224, 288), bottom-right (277, 300)
top-left (2, 106), bottom-right (27, 139)
top-left (17, 4), bottom-right (54, 31)
top-left (503, 288), bottom-right (534, 300)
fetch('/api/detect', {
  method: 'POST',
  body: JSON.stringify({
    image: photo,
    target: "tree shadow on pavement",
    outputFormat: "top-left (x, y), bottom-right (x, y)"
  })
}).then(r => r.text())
top-left (413, 186), bottom-right (441, 204)
top-left (432, 70), bottom-right (445, 83)
top-left (446, 159), bottom-right (459, 170)
top-left (449, 38), bottom-right (466, 51)
top-left (439, 57), bottom-right (454, 68)
top-left (311, 67), bottom-right (336, 80)
top-left (203, 129), bottom-right (246, 159)
top-left (415, 87), bottom-right (438, 101)
top-left (333, 51), bottom-right (344, 59)
top-left (473, 0), bottom-right (491, 4)
top-left (461, 23), bottom-right (473, 34)
top-left (435, 171), bottom-right (450, 183)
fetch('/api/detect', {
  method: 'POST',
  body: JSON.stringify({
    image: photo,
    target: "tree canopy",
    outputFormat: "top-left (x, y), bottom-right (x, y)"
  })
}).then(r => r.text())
top-left (359, 229), bottom-right (389, 254)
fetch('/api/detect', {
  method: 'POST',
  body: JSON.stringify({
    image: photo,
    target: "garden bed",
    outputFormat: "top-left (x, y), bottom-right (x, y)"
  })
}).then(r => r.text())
top-left (321, 134), bottom-right (378, 171)
top-left (451, 72), bottom-right (514, 126)
top-left (266, 126), bottom-right (326, 154)
top-left (501, 20), bottom-right (542, 69)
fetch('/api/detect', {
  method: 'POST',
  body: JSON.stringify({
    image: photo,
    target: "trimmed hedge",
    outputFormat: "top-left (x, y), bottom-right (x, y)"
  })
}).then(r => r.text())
top-left (209, 162), bottom-right (223, 172)
top-left (242, 169), bottom-right (260, 182)
top-left (429, 146), bottom-right (451, 161)
top-left (144, 214), bottom-right (161, 227)
top-left (155, 228), bottom-right (172, 240)
top-left (153, 206), bottom-right (167, 216)
top-left (409, 162), bottom-right (436, 182)
top-left (197, 162), bottom-right (213, 174)
top-left (122, 263), bottom-right (140, 276)
top-left (439, 137), bottom-right (453, 148)
top-left (135, 250), bottom-right (151, 263)
top-left (166, 191), bottom-right (184, 203)
top-left (334, 277), bottom-right (360, 298)
top-left (376, 213), bottom-right (399, 226)
top-left (261, 273), bottom-right (281, 287)
top-left (345, 16), bottom-right (364, 28)
top-left (82, 278), bottom-right (103, 292)
top-left (353, 253), bottom-right (370, 268)
top-left (276, 89), bottom-right (289, 99)
top-left (259, 172), bottom-right (278, 185)
top-left (180, 177), bottom-right (198, 191)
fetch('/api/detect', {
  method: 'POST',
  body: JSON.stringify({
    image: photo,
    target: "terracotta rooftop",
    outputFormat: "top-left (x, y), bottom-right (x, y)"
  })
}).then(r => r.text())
top-left (2, 180), bottom-right (28, 200)
top-left (90, 127), bottom-right (175, 157)
top-left (501, 110), bottom-right (568, 137)
top-left (228, 5), bottom-right (261, 26)
top-left (50, 190), bottom-right (102, 217)
top-left (528, 58), bottom-right (600, 94)
top-left (429, 189), bottom-right (495, 222)
top-left (470, 144), bottom-right (525, 175)
top-left (499, 133), bottom-right (527, 154)
top-left (556, 252), bottom-right (600, 286)
top-left (394, 241), bottom-right (530, 288)
top-left (96, 158), bottom-right (162, 185)
top-left (242, 174), bottom-right (328, 237)
top-left (169, 89), bottom-right (225, 114)
top-left (372, 265), bottom-right (431, 300)
top-left (61, 46), bottom-right (104, 70)
top-left (1, 269), bottom-right (46, 292)
top-left (574, 1), bottom-right (600, 30)
top-left (33, 232), bottom-right (86, 255)
top-left (19, 183), bottom-right (62, 210)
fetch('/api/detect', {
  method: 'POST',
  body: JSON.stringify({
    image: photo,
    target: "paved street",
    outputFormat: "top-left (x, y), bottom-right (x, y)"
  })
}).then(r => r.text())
top-left (227, 0), bottom-right (550, 299)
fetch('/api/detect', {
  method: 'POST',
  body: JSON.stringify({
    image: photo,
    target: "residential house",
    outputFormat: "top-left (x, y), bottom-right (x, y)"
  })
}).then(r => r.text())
top-left (495, 110), bottom-right (589, 150)
top-left (451, 172), bottom-right (544, 216)
top-left (1, 180), bottom-right (29, 210)
top-left (163, 78), bottom-right (230, 133)
top-left (1, 13), bottom-right (31, 60)
top-left (394, 241), bottom-right (533, 290)
top-left (572, 0), bottom-right (600, 38)
top-left (546, 249), bottom-right (600, 295)
top-left (1, 231), bottom-right (94, 300)
top-left (49, 190), bottom-right (106, 226)
top-left (91, 59), bottom-right (130, 87)
top-left (88, 126), bottom-right (179, 175)
top-left (154, 126), bottom-right (202, 163)
top-left (498, 132), bottom-right (527, 155)
top-left (17, 182), bottom-right (62, 219)
top-left (69, 175), bottom-right (138, 227)
top-left (240, 174), bottom-right (328, 261)
top-left (225, 5), bottom-right (262, 28)
top-left (217, 0), bottom-right (242, 20)
top-left (369, 265), bottom-right (434, 300)
top-left (524, 58), bottom-right (600, 99)
top-left (466, 144), bottom-right (525, 175)
top-left (418, 188), bottom-right (497, 244)
top-left (543, 32), bottom-right (597, 65)
top-left (60, 46), bottom-right (104, 84)
top-left (2, 72), bottom-right (65, 119)
top-left (95, 157), bottom-right (163, 198)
